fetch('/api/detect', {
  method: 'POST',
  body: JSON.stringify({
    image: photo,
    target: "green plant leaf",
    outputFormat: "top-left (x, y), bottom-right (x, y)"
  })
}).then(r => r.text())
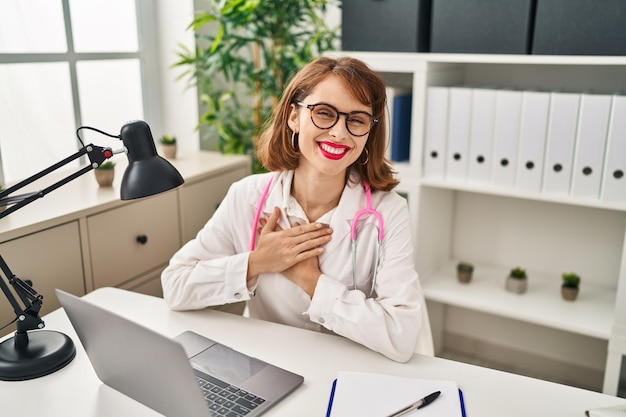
top-left (175, 0), bottom-right (340, 173)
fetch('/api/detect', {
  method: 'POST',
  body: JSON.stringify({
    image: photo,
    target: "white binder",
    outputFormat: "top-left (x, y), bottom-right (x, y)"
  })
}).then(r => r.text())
top-left (542, 92), bottom-right (580, 196)
top-left (445, 87), bottom-right (472, 183)
top-left (422, 86), bottom-right (449, 179)
top-left (600, 94), bottom-right (626, 203)
top-left (467, 88), bottom-right (497, 185)
top-left (516, 91), bottom-right (550, 193)
top-left (571, 93), bottom-right (612, 199)
top-left (492, 89), bottom-right (523, 188)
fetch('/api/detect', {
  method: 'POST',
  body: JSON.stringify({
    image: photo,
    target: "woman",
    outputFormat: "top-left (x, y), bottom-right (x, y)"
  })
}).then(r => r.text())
top-left (161, 56), bottom-right (432, 362)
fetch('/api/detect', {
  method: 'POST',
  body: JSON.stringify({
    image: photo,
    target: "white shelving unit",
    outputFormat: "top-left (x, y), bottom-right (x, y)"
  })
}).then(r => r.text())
top-left (327, 51), bottom-right (626, 394)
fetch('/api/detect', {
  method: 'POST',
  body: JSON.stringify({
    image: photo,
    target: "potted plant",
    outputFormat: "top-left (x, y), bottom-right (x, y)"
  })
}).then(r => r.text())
top-left (94, 161), bottom-right (115, 187)
top-left (505, 267), bottom-right (528, 294)
top-left (174, 0), bottom-right (339, 173)
top-left (561, 272), bottom-right (581, 301)
top-left (456, 262), bottom-right (474, 284)
top-left (160, 135), bottom-right (177, 159)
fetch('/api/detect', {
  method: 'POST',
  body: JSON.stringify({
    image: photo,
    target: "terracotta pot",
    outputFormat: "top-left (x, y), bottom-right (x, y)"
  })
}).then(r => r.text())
top-left (505, 276), bottom-right (527, 294)
top-left (161, 144), bottom-right (177, 159)
top-left (561, 285), bottom-right (579, 301)
top-left (457, 270), bottom-right (472, 283)
top-left (94, 169), bottom-right (114, 187)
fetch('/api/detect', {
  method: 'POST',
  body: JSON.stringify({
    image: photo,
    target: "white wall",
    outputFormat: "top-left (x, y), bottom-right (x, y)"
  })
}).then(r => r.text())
top-left (155, 0), bottom-right (199, 152)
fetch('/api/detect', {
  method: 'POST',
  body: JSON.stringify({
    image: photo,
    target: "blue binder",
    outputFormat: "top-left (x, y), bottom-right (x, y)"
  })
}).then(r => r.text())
top-left (390, 94), bottom-right (413, 162)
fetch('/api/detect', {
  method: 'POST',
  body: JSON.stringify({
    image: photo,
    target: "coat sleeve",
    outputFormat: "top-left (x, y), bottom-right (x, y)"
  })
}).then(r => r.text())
top-left (161, 178), bottom-right (255, 311)
top-left (305, 197), bottom-right (424, 363)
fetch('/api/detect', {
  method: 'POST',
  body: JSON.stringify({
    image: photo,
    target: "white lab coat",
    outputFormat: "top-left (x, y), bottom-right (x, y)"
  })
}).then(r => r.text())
top-left (162, 171), bottom-right (433, 362)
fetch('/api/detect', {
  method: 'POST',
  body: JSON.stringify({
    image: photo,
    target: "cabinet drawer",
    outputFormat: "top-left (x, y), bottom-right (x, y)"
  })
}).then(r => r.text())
top-left (179, 167), bottom-right (249, 243)
top-left (0, 222), bottom-right (84, 336)
top-left (87, 191), bottom-right (180, 288)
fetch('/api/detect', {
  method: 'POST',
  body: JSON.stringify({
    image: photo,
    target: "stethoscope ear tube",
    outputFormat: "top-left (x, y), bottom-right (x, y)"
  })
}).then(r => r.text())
top-left (249, 174), bottom-right (276, 251)
top-left (351, 231), bottom-right (383, 298)
top-left (350, 182), bottom-right (384, 297)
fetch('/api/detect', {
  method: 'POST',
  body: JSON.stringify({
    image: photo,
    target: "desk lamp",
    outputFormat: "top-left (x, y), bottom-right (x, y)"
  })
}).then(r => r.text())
top-left (0, 120), bottom-right (184, 381)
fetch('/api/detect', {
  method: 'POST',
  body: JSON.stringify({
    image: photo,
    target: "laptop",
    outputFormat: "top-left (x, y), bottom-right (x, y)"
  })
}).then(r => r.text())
top-left (55, 289), bottom-right (304, 417)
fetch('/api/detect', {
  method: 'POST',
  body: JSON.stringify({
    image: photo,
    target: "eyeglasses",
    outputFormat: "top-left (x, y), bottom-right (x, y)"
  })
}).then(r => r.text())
top-left (296, 102), bottom-right (378, 137)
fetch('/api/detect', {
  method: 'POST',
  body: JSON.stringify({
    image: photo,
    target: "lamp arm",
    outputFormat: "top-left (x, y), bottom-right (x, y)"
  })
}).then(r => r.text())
top-left (0, 144), bottom-right (115, 219)
top-left (0, 143), bottom-right (115, 334)
top-left (0, 255), bottom-right (44, 342)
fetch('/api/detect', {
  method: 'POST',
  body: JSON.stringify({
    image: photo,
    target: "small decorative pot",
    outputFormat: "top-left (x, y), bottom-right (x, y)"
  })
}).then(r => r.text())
top-left (161, 143), bottom-right (177, 159)
top-left (94, 169), bottom-right (114, 187)
top-left (505, 276), bottom-right (527, 294)
top-left (561, 285), bottom-right (579, 301)
top-left (456, 262), bottom-right (474, 284)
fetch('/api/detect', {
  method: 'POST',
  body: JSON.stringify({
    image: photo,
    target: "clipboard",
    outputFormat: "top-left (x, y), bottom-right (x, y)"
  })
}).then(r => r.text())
top-left (325, 371), bottom-right (467, 417)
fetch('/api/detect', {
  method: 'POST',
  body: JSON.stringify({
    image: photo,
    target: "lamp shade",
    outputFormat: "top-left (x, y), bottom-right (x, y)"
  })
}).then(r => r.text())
top-left (119, 120), bottom-right (184, 200)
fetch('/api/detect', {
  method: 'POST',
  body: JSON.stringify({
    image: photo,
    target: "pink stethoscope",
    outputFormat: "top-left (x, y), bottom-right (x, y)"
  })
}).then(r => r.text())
top-left (249, 174), bottom-right (384, 297)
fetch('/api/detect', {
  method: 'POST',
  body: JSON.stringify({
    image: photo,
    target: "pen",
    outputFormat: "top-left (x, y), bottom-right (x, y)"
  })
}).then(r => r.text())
top-left (385, 390), bottom-right (441, 417)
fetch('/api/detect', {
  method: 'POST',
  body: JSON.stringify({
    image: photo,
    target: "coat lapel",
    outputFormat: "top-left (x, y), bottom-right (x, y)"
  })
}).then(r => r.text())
top-left (248, 171), bottom-right (373, 247)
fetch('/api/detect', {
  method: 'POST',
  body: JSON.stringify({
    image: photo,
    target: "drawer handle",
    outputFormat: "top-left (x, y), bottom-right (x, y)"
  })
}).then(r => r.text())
top-left (136, 234), bottom-right (148, 245)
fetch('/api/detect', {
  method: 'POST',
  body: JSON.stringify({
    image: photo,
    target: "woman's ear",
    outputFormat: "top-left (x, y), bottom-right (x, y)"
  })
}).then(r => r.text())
top-left (288, 103), bottom-right (299, 133)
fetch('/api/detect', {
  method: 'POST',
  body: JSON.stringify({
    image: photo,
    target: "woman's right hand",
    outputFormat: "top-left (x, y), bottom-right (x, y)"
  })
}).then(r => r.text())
top-left (247, 207), bottom-right (332, 279)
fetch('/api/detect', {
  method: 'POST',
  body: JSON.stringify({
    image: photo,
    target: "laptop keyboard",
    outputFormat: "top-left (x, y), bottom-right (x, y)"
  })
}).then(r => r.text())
top-left (196, 371), bottom-right (266, 417)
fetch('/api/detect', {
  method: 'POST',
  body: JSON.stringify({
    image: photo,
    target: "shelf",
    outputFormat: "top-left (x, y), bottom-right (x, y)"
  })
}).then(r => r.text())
top-left (330, 50), bottom-right (626, 67)
top-left (422, 261), bottom-right (615, 340)
top-left (325, 51), bottom-right (426, 73)
top-left (420, 179), bottom-right (626, 213)
top-left (333, 49), bottom-right (626, 392)
top-left (424, 53), bottom-right (626, 66)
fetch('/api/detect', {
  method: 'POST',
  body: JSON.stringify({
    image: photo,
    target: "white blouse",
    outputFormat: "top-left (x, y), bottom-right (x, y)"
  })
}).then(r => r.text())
top-left (161, 171), bottom-right (433, 362)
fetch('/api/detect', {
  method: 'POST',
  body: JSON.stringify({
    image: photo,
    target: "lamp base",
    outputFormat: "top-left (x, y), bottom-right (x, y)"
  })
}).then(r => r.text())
top-left (0, 330), bottom-right (76, 381)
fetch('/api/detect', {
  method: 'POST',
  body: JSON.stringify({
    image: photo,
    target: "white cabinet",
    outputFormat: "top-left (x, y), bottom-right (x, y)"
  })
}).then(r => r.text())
top-left (86, 190), bottom-right (181, 290)
top-left (0, 151), bottom-right (251, 335)
top-left (327, 51), bottom-right (626, 393)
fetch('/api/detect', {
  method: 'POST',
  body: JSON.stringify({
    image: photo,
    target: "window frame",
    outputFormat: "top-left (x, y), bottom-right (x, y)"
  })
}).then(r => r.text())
top-left (0, 0), bottom-right (161, 184)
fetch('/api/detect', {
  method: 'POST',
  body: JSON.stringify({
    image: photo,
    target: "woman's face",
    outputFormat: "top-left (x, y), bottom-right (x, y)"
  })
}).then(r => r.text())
top-left (288, 74), bottom-right (372, 179)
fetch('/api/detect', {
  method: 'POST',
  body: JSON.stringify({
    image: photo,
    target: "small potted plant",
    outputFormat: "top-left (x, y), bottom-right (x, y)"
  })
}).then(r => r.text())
top-left (561, 272), bottom-right (581, 301)
top-left (160, 135), bottom-right (177, 159)
top-left (456, 262), bottom-right (474, 284)
top-left (505, 267), bottom-right (528, 294)
top-left (94, 161), bottom-right (115, 187)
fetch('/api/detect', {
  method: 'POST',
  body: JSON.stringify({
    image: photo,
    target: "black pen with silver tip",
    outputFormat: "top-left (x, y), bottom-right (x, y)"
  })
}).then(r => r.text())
top-left (385, 390), bottom-right (441, 417)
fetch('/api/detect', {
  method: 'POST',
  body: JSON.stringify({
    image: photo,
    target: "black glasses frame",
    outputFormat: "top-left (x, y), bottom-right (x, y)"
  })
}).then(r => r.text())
top-left (296, 102), bottom-right (378, 137)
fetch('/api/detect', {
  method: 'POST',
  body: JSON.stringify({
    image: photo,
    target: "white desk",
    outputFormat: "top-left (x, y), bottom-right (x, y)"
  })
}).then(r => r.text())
top-left (1, 287), bottom-right (625, 416)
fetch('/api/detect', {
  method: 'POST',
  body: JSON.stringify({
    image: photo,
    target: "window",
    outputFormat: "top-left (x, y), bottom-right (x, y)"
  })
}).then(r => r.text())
top-left (0, 0), bottom-right (158, 184)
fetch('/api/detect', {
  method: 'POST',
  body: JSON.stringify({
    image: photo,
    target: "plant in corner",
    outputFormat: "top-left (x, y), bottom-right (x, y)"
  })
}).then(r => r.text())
top-left (160, 135), bottom-right (177, 159)
top-left (174, 0), bottom-right (340, 173)
top-left (505, 267), bottom-right (528, 294)
top-left (456, 262), bottom-right (474, 284)
top-left (94, 161), bottom-right (115, 187)
top-left (561, 272), bottom-right (581, 301)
